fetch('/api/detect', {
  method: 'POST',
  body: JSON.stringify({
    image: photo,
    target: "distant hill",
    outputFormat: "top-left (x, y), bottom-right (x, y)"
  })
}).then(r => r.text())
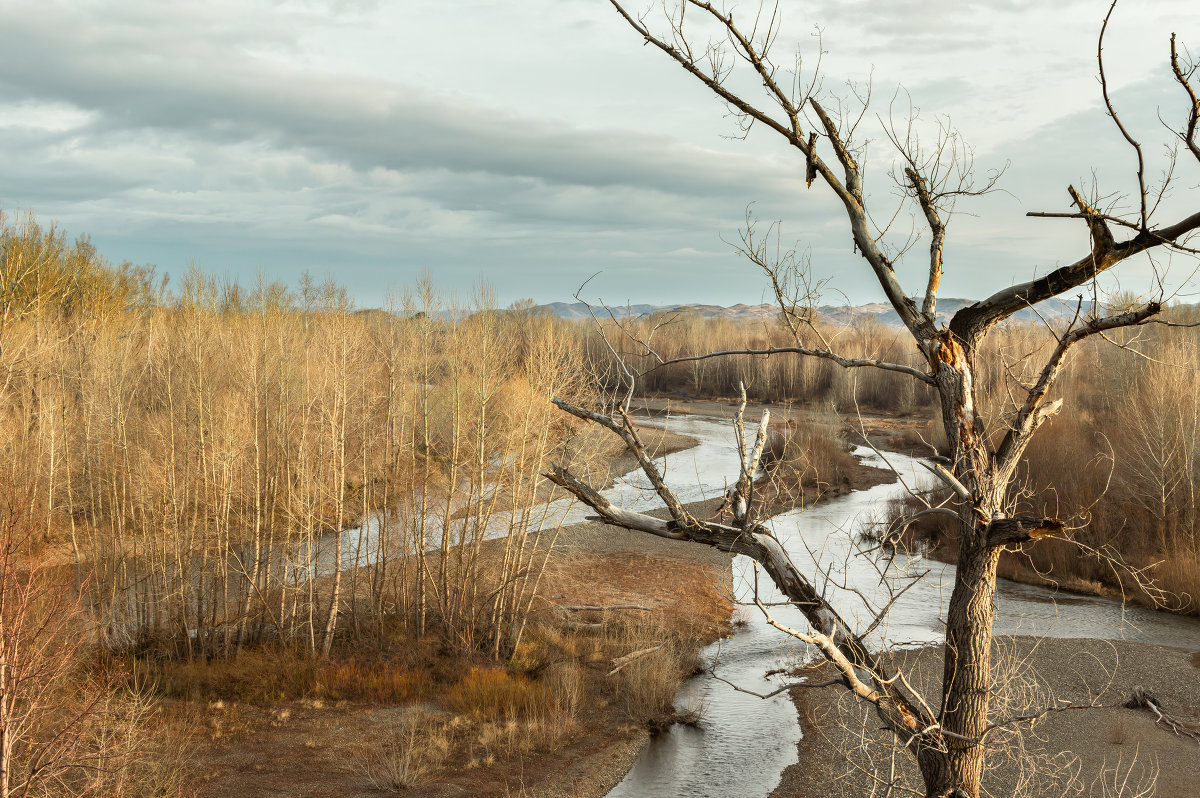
top-left (353, 298), bottom-right (1124, 328)
top-left (542, 301), bottom-right (781, 322)
top-left (541, 298), bottom-right (1101, 328)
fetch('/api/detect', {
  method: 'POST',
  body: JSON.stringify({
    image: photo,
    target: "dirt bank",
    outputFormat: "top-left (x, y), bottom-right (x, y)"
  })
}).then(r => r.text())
top-left (184, 405), bottom-right (897, 798)
top-left (772, 637), bottom-right (1200, 798)
top-left (184, 416), bottom-right (728, 798)
top-left (186, 525), bottom-right (734, 798)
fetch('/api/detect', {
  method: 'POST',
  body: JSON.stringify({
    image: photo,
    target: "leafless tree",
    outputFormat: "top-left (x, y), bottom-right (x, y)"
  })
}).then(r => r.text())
top-left (546, 2), bottom-right (1200, 796)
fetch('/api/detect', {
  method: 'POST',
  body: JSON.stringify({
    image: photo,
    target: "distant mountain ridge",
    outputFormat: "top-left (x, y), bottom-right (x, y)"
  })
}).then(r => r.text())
top-left (541, 298), bottom-right (1099, 328)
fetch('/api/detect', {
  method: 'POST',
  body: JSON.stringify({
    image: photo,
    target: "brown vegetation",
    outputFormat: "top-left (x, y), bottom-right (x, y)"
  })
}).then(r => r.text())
top-left (0, 208), bottom-right (751, 796)
top-left (584, 309), bottom-right (936, 411)
top-left (871, 307), bottom-right (1200, 613)
top-left (1, 208), bottom-right (601, 666)
top-left (184, 547), bottom-right (731, 798)
top-left (584, 305), bottom-right (1200, 614)
top-left (0, 210), bottom-right (626, 796)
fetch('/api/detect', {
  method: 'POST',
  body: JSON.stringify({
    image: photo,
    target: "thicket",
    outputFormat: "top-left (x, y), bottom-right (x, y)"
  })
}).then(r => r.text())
top-left (1, 211), bottom-right (749, 795)
top-left (0, 211), bottom-right (594, 670)
top-left (999, 313), bottom-right (1200, 608)
top-left (582, 310), bottom-right (937, 410)
top-left (579, 305), bottom-right (1200, 611)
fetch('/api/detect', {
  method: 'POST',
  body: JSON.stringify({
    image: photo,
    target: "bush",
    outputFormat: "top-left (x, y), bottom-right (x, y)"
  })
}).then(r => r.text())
top-left (447, 667), bottom-right (553, 722)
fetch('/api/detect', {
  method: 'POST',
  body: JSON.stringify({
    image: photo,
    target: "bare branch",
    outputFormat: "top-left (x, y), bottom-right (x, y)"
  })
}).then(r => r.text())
top-left (1099, 0), bottom-right (1150, 231)
top-left (951, 213), bottom-right (1198, 341)
top-left (644, 345), bottom-right (935, 385)
top-left (545, 404), bottom-right (946, 753)
top-left (905, 166), bottom-right (946, 321)
top-left (551, 398), bottom-right (695, 524)
top-left (993, 302), bottom-right (1163, 479)
top-left (1170, 33), bottom-right (1200, 164)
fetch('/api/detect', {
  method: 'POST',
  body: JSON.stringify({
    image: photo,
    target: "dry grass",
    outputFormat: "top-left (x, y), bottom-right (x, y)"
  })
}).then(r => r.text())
top-left (884, 420), bottom-right (947, 456)
top-left (352, 709), bottom-right (452, 793)
top-left (595, 612), bottom-right (704, 729)
top-left (92, 689), bottom-right (200, 798)
top-left (448, 667), bottom-right (556, 722)
top-left (118, 645), bottom-right (433, 705)
top-left (316, 660), bottom-right (432, 703)
top-left (338, 545), bottom-right (732, 793)
top-left (1148, 553), bottom-right (1200, 612)
top-left (759, 416), bottom-right (860, 510)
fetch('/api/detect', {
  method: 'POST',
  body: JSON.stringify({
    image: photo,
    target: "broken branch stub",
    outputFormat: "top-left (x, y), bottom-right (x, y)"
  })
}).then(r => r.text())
top-left (544, 402), bottom-right (943, 754)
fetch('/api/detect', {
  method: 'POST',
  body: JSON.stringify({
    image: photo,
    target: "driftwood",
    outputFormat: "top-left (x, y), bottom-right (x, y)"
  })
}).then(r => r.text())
top-left (1123, 688), bottom-right (1200, 743)
top-left (608, 644), bottom-right (664, 676)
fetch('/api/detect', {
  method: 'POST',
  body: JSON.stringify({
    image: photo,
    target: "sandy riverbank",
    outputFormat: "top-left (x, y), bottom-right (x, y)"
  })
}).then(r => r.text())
top-left (772, 636), bottom-right (1200, 798)
top-left (531, 408), bottom-right (895, 798)
top-left (185, 404), bottom-right (900, 798)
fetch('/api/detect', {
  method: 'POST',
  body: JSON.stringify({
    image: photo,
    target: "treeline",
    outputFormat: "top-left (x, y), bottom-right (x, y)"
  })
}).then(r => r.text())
top-left (578, 303), bottom-right (1200, 610)
top-left (581, 310), bottom-right (937, 410)
top-left (1010, 316), bottom-right (1200, 607)
top-left (1, 211), bottom-right (593, 666)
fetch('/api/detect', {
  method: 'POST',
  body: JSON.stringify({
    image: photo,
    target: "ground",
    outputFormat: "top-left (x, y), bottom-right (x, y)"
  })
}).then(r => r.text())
top-left (182, 420), bottom-right (734, 798)
top-left (772, 638), bottom-right (1200, 798)
top-left (185, 542), bottom-right (733, 798)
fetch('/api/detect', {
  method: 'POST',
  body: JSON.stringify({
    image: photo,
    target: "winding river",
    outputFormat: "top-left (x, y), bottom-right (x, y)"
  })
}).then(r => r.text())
top-left (602, 414), bottom-right (1200, 798)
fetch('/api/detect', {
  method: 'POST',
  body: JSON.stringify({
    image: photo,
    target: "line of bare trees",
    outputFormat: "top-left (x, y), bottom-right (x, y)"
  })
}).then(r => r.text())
top-left (582, 309), bottom-right (932, 410)
top-left (580, 303), bottom-right (1200, 608)
top-left (0, 212), bottom-right (591, 666)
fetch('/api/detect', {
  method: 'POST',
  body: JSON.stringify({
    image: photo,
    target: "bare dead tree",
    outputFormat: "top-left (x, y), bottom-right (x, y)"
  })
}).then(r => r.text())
top-left (544, 2), bottom-right (1200, 797)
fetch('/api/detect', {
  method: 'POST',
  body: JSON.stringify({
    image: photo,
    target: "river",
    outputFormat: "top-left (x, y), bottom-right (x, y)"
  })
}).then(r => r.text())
top-left (603, 414), bottom-right (1200, 798)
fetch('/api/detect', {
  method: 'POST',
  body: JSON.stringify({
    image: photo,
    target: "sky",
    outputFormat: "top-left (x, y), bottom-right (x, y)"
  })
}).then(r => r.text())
top-left (0, 0), bottom-right (1198, 308)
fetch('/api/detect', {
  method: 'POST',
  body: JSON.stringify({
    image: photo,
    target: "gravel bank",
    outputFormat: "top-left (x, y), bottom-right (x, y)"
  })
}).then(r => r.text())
top-left (772, 637), bottom-right (1200, 798)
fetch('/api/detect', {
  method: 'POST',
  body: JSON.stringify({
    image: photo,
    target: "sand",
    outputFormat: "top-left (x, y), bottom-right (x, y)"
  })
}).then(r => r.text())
top-left (772, 637), bottom-right (1200, 798)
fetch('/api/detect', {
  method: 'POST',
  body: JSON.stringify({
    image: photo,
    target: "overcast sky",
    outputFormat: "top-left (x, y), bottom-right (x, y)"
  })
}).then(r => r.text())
top-left (1, 0), bottom-right (1197, 307)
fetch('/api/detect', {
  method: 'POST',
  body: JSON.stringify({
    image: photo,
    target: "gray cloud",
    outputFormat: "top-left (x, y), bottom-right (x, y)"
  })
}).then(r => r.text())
top-left (0, 5), bottom-right (799, 199)
top-left (0, 0), bottom-right (1195, 307)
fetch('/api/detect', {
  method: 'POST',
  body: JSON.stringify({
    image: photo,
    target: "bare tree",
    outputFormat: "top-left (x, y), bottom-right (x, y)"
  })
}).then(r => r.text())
top-left (546, 2), bottom-right (1200, 797)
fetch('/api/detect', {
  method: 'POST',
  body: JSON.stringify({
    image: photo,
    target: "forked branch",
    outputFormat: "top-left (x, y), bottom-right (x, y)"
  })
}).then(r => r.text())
top-left (544, 402), bottom-right (945, 754)
top-left (1171, 33), bottom-right (1200, 164)
top-left (993, 302), bottom-right (1162, 479)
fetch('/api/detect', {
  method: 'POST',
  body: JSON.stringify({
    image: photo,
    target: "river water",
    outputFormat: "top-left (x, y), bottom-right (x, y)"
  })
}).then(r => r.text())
top-left (604, 414), bottom-right (1200, 798)
top-left (320, 410), bottom-right (765, 574)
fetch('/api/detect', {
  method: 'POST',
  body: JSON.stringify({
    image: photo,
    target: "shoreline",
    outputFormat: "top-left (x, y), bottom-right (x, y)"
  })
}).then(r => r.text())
top-left (639, 395), bottom-right (1197, 618)
top-left (771, 636), bottom-right (1200, 798)
top-left (545, 408), bottom-right (896, 798)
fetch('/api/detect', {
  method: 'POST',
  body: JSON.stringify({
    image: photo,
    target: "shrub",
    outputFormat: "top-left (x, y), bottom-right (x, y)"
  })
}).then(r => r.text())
top-left (447, 667), bottom-right (553, 722)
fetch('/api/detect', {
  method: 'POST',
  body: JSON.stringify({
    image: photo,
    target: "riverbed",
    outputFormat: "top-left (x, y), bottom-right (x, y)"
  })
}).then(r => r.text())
top-left (603, 415), bottom-right (1200, 798)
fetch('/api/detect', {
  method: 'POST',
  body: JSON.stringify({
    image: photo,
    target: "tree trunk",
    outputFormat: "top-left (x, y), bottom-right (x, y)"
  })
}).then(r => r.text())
top-left (921, 335), bottom-right (1003, 798)
top-left (927, 533), bottom-right (1001, 798)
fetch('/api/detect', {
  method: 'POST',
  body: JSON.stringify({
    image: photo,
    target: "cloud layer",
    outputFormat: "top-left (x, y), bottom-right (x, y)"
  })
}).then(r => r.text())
top-left (0, 0), bottom-right (1196, 306)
